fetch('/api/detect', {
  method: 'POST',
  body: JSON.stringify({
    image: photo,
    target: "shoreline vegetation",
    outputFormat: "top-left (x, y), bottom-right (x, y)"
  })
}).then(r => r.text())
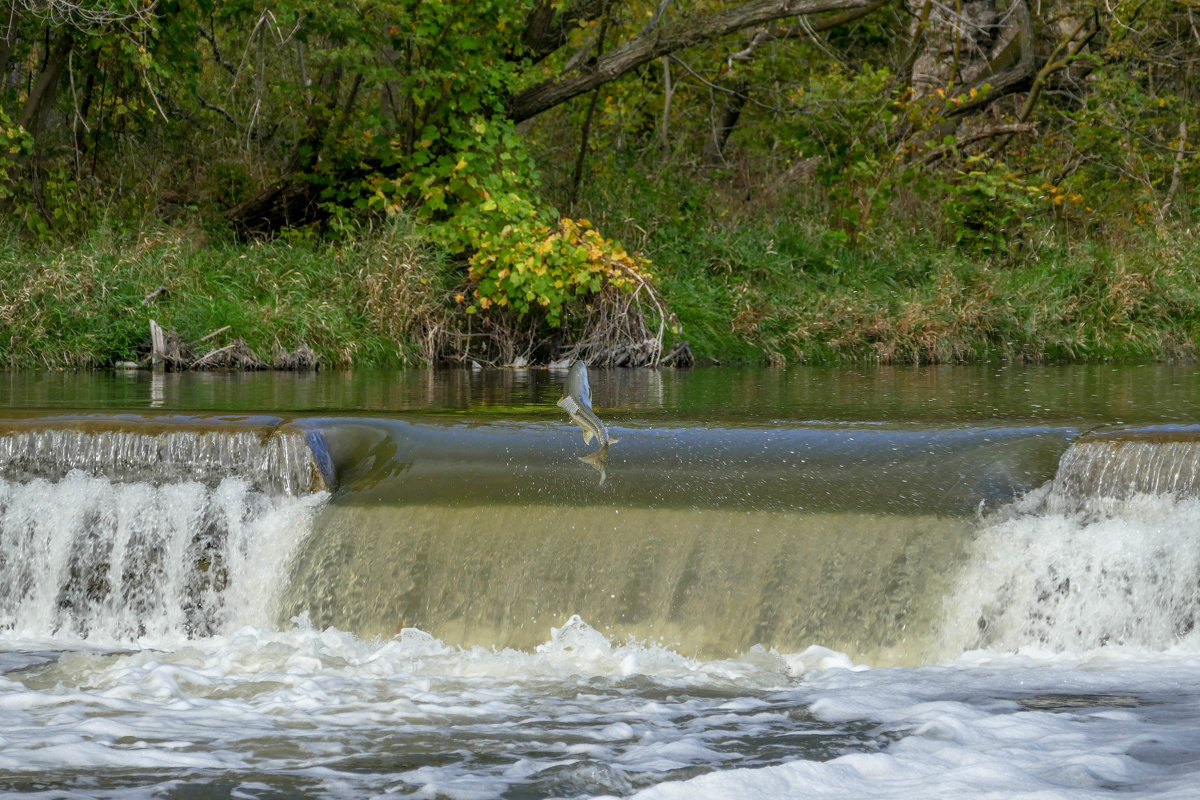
top-left (3, 213), bottom-right (1198, 370)
top-left (2, 2), bottom-right (1197, 370)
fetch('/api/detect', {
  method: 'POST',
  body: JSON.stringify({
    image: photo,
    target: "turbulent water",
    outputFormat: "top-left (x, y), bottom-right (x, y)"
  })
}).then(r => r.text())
top-left (3, 387), bottom-right (1200, 798)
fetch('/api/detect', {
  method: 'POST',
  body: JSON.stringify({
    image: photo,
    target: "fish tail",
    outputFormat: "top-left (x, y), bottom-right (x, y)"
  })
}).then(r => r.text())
top-left (578, 450), bottom-right (604, 468)
top-left (578, 449), bottom-right (607, 486)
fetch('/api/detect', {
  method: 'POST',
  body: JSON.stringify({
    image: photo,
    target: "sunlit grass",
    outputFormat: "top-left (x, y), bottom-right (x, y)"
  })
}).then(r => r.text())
top-left (2, 209), bottom-right (1198, 369)
top-left (0, 219), bottom-right (457, 369)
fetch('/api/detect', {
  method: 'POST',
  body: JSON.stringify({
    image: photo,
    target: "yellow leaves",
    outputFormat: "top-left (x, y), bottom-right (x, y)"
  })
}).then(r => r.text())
top-left (461, 211), bottom-right (655, 323)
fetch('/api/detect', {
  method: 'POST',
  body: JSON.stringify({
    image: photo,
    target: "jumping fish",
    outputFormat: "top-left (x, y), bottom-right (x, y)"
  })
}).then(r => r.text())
top-left (556, 360), bottom-right (618, 485)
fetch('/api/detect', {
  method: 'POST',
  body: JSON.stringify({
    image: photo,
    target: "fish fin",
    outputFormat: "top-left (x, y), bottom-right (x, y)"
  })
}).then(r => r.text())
top-left (578, 450), bottom-right (603, 467)
top-left (582, 428), bottom-right (594, 445)
top-left (577, 452), bottom-right (606, 486)
top-left (608, 437), bottom-right (618, 446)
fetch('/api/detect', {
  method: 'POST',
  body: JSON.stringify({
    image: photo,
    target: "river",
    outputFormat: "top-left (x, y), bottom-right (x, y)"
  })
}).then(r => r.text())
top-left (2, 365), bottom-right (1200, 798)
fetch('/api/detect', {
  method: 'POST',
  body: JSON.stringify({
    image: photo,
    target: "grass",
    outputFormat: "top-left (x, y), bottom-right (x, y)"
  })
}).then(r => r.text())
top-left (0, 220), bottom-right (458, 369)
top-left (2, 200), bottom-right (1199, 369)
top-left (649, 227), bottom-right (1200, 366)
top-left (569, 165), bottom-right (1200, 366)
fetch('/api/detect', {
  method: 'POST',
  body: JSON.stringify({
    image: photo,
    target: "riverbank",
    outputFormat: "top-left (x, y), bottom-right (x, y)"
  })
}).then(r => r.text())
top-left (2, 218), bottom-right (1198, 370)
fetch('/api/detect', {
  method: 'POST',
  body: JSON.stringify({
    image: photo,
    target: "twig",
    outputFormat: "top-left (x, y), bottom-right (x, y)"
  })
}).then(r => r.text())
top-left (193, 343), bottom-right (237, 367)
top-left (198, 325), bottom-right (231, 342)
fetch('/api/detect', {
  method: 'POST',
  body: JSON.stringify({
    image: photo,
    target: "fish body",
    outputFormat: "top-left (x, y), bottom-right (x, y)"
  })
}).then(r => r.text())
top-left (557, 361), bottom-right (617, 485)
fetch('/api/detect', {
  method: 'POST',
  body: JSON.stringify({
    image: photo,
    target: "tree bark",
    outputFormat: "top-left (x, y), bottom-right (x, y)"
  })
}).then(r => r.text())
top-left (902, 0), bottom-right (1037, 122)
top-left (700, 80), bottom-right (749, 165)
top-left (18, 31), bottom-right (73, 142)
top-left (507, 0), bottom-right (882, 123)
top-left (520, 0), bottom-right (609, 64)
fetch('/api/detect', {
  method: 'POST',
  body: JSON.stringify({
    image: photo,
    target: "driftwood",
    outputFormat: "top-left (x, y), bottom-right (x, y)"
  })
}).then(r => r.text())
top-left (138, 324), bottom-right (312, 371)
top-left (198, 325), bottom-right (232, 343)
top-left (660, 341), bottom-right (695, 367)
top-left (274, 342), bottom-right (319, 371)
top-left (143, 286), bottom-right (170, 305)
top-left (192, 338), bottom-right (268, 370)
top-left (149, 320), bottom-right (166, 371)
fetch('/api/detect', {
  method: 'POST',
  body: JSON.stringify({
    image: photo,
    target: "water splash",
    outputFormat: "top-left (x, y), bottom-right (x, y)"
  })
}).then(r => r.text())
top-left (0, 470), bottom-right (326, 643)
top-left (944, 433), bottom-right (1200, 656)
top-left (0, 422), bottom-right (330, 644)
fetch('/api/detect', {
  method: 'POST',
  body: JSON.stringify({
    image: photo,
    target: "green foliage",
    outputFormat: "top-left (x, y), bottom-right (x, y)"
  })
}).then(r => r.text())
top-left (787, 64), bottom-right (903, 235)
top-left (3, 0), bottom-right (1200, 367)
top-left (0, 107), bottom-right (32, 201)
top-left (461, 215), bottom-right (652, 326)
top-left (943, 155), bottom-right (1039, 252)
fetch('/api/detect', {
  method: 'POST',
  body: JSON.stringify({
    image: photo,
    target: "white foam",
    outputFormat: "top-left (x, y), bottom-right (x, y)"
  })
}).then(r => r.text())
top-left (0, 472), bottom-right (327, 646)
top-left (942, 490), bottom-right (1200, 657)
top-left (4, 621), bottom-right (1200, 797)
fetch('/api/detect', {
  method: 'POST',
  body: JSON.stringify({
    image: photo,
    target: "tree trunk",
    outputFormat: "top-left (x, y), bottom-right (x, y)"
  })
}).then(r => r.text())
top-left (908, 0), bottom-right (1001, 97)
top-left (520, 0), bottom-right (609, 63)
top-left (904, 0), bottom-right (1036, 119)
top-left (701, 80), bottom-right (750, 165)
top-left (18, 31), bottom-right (73, 143)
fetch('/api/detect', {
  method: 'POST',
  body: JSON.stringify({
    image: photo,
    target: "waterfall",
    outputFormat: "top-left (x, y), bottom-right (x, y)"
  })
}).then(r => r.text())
top-left (1044, 433), bottom-right (1200, 514)
top-left (944, 430), bottom-right (1200, 656)
top-left (0, 421), bottom-right (329, 643)
top-left (0, 426), bottom-right (328, 495)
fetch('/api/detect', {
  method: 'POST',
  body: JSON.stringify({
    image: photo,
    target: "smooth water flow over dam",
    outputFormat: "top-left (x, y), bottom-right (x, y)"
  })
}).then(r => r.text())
top-left (4, 366), bottom-right (1200, 798)
top-left (2, 405), bottom-right (1200, 662)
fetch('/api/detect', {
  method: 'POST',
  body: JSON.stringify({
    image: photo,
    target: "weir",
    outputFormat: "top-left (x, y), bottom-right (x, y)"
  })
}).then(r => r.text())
top-left (0, 414), bottom-right (331, 495)
top-left (4, 412), bottom-right (1200, 663)
top-left (1044, 426), bottom-right (1200, 512)
top-left (286, 418), bottom-right (1070, 662)
top-left (0, 415), bottom-right (330, 641)
top-left (945, 426), bottom-right (1200, 656)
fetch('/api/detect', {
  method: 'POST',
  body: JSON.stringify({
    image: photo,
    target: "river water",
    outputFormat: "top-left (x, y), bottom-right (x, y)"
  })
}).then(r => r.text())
top-left (2, 365), bottom-right (1200, 798)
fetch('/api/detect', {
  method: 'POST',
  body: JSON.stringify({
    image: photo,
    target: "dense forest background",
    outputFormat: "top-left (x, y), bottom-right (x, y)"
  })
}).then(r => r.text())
top-left (1, 0), bottom-right (1198, 368)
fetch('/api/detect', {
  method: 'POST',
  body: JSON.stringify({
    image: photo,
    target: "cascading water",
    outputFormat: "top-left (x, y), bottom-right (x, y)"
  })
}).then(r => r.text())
top-left (944, 428), bottom-right (1200, 655)
top-left (0, 418), bottom-right (329, 643)
top-left (7, 371), bottom-right (1200, 799)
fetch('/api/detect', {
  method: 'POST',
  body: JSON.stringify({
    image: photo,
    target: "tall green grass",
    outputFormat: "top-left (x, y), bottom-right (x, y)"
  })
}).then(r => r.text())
top-left (569, 165), bottom-right (1200, 366)
top-left (0, 220), bottom-right (457, 369)
top-left (2, 209), bottom-right (1198, 369)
